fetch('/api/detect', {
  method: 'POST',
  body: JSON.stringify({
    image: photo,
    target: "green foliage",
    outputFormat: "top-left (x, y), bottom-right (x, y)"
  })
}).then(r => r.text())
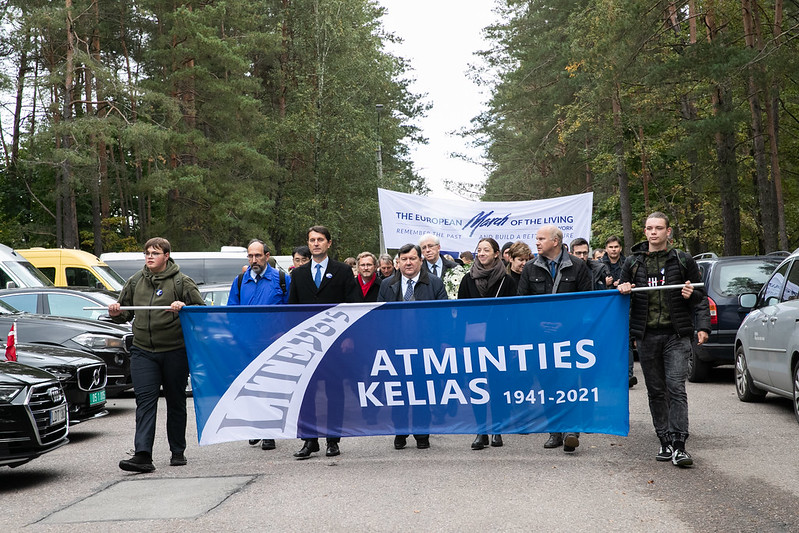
top-left (475, 0), bottom-right (799, 254)
top-left (0, 0), bottom-right (426, 255)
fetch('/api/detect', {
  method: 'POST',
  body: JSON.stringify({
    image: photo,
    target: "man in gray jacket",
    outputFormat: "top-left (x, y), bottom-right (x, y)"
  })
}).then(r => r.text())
top-left (517, 225), bottom-right (592, 453)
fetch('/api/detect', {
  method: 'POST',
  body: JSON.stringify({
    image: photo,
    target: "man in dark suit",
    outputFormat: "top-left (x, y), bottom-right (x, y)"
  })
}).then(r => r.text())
top-left (288, 225), bottom-right (359, 459)
top-left (419, 234), bottom-right (459, 279)
top-left (377, 243), bottom-right (447, 450)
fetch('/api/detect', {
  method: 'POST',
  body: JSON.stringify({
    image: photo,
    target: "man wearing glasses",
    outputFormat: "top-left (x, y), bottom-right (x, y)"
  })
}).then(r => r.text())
top-left (109, 237), bottom-right (204, 473)
top-left (229, 239), bottom-right (290, 451)
top-left (570, 237), bottom-right (611, 291)
top-left (418, 234), bottom-right (458, 279)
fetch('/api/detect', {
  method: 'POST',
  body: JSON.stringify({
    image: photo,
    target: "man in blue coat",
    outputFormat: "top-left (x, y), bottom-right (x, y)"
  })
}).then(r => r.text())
top-left (228, 238), bottom-right (289, 451)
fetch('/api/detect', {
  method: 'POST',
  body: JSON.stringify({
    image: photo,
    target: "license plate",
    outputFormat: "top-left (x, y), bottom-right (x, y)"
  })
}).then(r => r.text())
top-left (89, 390), bottom-right (106, 405)
top-left (50, 404), bottom-right (67, 425)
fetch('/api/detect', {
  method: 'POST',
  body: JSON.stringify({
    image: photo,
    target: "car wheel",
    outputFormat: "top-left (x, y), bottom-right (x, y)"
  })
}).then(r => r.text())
top-left (688, 340), bottom-right (710, 383)
top-left (793, 362), bottom-right (799, 425)
top-left (735, 345), bottom-right (766, 402)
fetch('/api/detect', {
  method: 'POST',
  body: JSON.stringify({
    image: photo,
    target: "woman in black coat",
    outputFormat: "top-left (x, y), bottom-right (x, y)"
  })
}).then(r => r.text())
top-left (457, 237), bottom-right (517, 450)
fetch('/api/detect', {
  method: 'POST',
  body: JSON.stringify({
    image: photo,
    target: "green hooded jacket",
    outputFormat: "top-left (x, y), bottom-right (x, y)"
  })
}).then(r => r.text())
top-left (113, 258), bottom-right (204, 352)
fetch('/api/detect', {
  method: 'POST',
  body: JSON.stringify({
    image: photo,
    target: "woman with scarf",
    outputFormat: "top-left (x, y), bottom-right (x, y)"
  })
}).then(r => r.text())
top-left (457, 237), bottom-right (517, 450)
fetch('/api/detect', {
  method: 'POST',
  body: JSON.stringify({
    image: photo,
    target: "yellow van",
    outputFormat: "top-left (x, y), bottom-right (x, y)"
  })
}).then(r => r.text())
top-left (17, 248), bottom-right (126, 291)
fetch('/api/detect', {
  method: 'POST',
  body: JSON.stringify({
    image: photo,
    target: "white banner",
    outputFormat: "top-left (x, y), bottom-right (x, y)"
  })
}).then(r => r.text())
top-left (378, 189), bottom-right (594, 252)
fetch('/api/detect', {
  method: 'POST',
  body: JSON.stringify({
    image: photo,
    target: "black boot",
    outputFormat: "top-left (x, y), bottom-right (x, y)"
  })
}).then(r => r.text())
top-left (471, 434), bottom-right (489, 450)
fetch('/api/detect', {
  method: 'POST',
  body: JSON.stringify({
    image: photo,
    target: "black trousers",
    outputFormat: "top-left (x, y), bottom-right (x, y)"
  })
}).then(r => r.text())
top-left (130, 346), bottom-right (189, 455)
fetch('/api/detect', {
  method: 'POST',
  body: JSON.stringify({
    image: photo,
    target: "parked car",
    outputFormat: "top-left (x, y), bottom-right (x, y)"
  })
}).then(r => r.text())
top-left (101, 247), bottom-right (249, 285)
top-left (0, 301), bottom-right (132, 395)
top-left (734, 249), bottom-right (799, 423)
top-left (689, 254), bottom-right (783, 381)
top-left (0, 360), bottom-right (69, 468)
top-left (10, 342), bottom-right (108, 424)
top-left (17, 248), bottom-right (126, 291)
top-left (0, 243), bottom-right (54, 289)
top-left (199, 283), bottom-right (232, 306)
top-left (0, 287), bottom-right (119, 322)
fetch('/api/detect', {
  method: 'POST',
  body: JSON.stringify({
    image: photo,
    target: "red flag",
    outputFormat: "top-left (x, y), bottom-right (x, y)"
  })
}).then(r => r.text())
top-left (5, 322), bottom-right (16, 362)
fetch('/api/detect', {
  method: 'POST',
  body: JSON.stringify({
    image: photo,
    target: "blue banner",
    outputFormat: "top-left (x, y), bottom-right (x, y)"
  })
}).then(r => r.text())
top-left (181, 291), bottom-right (630, 445)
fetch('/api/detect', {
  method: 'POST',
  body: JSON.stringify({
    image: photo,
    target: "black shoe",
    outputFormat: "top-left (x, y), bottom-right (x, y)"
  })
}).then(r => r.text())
top-left (293, 440), bottom-right (320, 459)
top-left (119, 452), bottom-right (155, 473)
top-left (394, 435), bottom-right (407, 449)
top-left (325, 443), bottom-right (340, 457)
top-left (415, 436), bottom-right (430, 449)
top-left (629, 376), bottom-right (638, 388)
top-left (543, 433), bottom-right (563, 448)
top-left (170, 452), bottom-right (187, 466)
top-left (491, 435), bottom-right (503, 447)
top-left (672, 448), bottom-right (693, 467)
top-left (261, 439), bottom-right (276, 450)
top-left (563, 433), bottom-right (579, 453)
top-left (248, 439), bottom-right (261, 446)
top-left (471, 434), bottom-right (489, 450)
top-left (656, 443), bottom-right (673, 462)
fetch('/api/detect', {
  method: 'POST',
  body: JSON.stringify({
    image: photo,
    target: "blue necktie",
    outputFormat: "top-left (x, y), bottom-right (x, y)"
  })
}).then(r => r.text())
top-left (314, 264), bottom-right (323, 288)
top-left (404, 280), bottom-right (414, 301)
top-left (549, 260), bottom-right (557, 279)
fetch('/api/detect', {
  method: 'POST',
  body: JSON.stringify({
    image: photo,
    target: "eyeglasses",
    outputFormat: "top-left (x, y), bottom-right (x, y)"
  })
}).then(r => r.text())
top-left (144, 251), bottom-right (164, 258)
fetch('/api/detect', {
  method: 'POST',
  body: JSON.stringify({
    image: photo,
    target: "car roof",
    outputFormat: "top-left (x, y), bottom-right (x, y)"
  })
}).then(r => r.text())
top-left (0, 287), bottom-right (118, 298)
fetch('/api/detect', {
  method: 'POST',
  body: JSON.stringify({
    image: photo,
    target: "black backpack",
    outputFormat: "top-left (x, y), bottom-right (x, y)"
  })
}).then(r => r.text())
top-left (236, 270), bottom-right (286, 299)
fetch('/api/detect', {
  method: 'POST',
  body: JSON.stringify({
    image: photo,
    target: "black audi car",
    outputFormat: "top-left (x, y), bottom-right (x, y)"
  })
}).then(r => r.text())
top-left (11, 343), bottom-right (108, 424)
top-left (0, 361), bottom-right (69, 468)
top-left (0, 301), bottom-right (132, 395)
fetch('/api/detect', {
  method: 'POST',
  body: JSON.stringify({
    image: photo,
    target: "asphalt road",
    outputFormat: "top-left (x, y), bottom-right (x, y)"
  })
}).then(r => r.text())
top-left (2, 365), bottom-right (798, 532)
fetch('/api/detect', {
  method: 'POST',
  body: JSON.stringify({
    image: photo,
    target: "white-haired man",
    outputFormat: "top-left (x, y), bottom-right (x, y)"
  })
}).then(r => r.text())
top-left (418, 234), bottom-right (458, 279)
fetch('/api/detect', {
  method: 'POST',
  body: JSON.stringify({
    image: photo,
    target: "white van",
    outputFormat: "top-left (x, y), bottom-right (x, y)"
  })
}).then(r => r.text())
top-left (0, 244), bottom-right (54, 288)
top-left (101, 248), bottom-right (250, 286)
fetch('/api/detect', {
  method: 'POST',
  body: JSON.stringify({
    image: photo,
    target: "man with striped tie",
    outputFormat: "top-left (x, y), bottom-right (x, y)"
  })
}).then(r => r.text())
top-left (377, 243), bottom-right (447, 450)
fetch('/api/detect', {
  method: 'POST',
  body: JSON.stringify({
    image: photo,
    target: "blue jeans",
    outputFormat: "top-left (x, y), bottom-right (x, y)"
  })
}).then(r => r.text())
top-left (636, 332), bottom-right (690, 443)
top-left (130, 346), bottom-right (189, 455)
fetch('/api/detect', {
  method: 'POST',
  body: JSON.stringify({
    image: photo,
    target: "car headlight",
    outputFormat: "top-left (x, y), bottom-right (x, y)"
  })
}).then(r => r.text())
top-left (42, 366), bottom-right (73, 382)
top-left (71, 333), bottom-right (125, 352)
top-left (0, 385), bottom-right (23, 403)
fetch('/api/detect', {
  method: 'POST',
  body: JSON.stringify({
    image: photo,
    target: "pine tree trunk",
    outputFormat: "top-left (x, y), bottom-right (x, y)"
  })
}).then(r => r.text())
top-left (612, 85), bottom-right (633, 253)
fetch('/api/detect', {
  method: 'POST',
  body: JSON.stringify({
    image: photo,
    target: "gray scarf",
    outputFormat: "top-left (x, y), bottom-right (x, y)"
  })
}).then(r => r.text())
top-left (470, 257), bottom-right (507, 297)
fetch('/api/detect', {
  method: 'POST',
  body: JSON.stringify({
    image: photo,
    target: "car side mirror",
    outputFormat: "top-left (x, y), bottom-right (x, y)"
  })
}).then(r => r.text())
top-left (738, 293), bottom-right (757, 309)
top-left (5, 281), bottom-right (17, 289)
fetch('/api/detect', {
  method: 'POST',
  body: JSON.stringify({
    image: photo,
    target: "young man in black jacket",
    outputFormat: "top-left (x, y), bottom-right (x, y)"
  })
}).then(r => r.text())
top-left (618, 212), bottom-right (711, 468)
top-left (288, 225), bottom-right (359, 459)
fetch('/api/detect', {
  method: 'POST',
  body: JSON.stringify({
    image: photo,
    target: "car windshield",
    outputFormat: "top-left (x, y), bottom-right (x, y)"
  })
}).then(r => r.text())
top-left (94, 265), bottom-right (125, 291)
top-left (715, 260), bottom-right (781, 296)
top-left (1, 260), bottom-right (54, 287)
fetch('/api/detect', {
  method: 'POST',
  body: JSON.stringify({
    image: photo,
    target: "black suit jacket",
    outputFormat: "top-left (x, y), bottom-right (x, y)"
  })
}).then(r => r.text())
top-left (288, 258), bottom-right (359, 304)
top-left (423, 255), bottom-right (459, 279)
top-left (377, 268), bottom-right (448, 302)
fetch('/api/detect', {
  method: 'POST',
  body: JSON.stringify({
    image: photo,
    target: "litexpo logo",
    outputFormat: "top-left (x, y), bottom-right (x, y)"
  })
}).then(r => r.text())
top-left (462, 210), bottom-right (511, 237)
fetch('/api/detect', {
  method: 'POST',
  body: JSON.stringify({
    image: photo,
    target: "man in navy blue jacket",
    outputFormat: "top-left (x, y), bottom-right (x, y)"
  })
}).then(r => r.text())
top-left (378, 243), bottom-right (447, 450)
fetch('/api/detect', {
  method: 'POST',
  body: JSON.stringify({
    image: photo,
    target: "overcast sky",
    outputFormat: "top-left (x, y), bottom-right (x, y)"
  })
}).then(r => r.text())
top-left (377, 0), bottom-right (499, 200)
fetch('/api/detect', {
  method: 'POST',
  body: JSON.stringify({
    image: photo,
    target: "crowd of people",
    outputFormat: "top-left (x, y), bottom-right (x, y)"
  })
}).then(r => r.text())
top-left (110, 213), bottom-right (710, 473)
